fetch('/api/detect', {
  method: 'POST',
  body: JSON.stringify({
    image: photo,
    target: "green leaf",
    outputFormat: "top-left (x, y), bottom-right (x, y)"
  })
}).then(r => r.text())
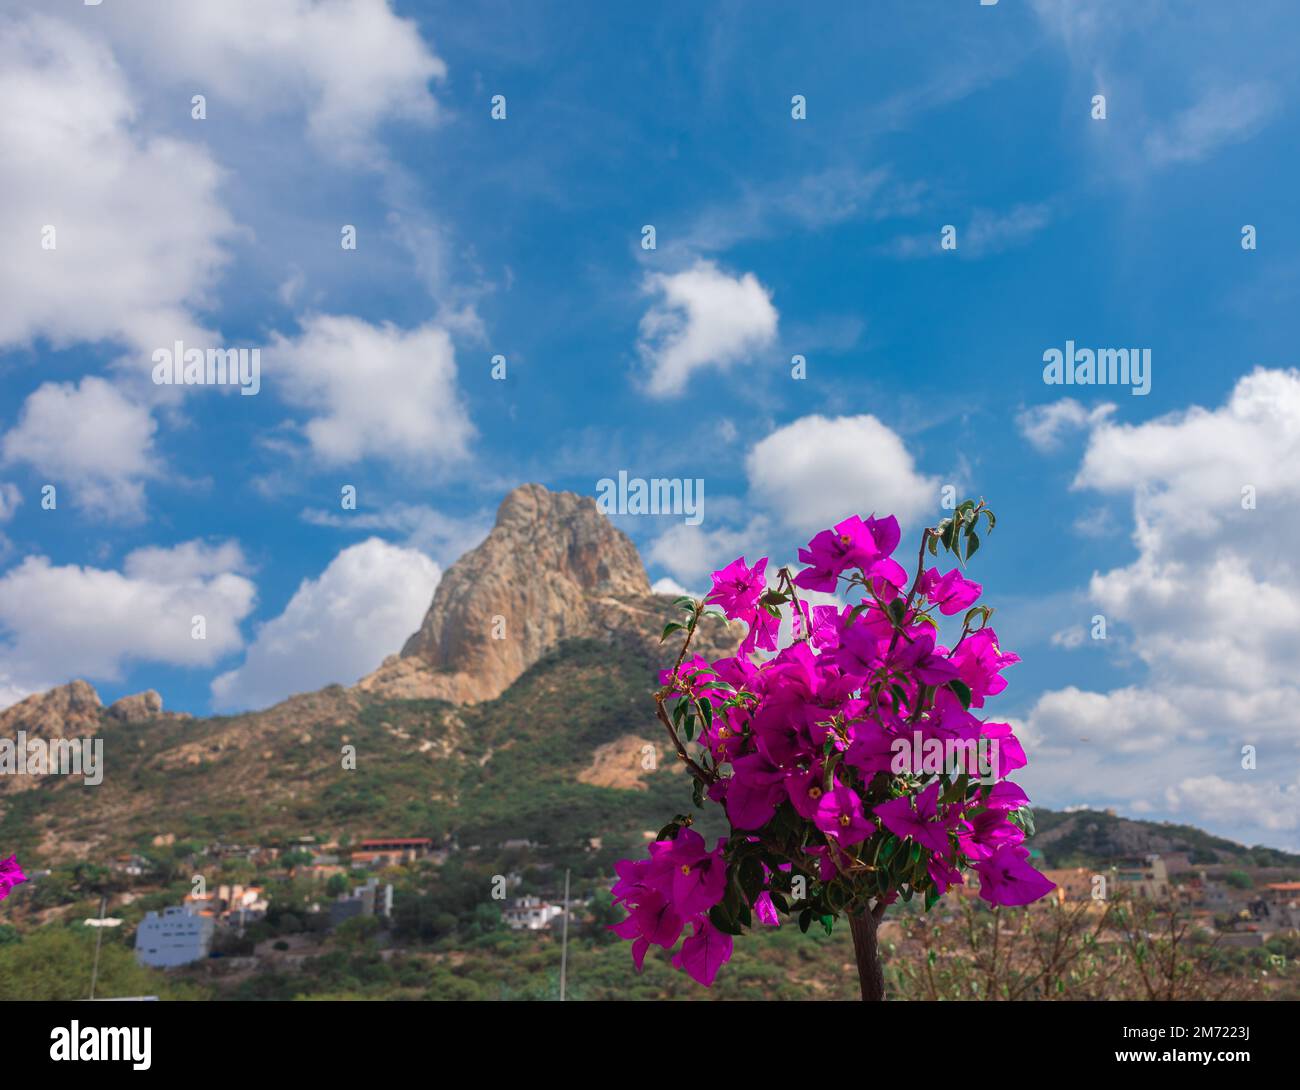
top-left (940, 772), bottom-right (969, 805)
top-left (926, 533), bottom-right (939, 557)
top-left (660, 621), bottom-right (686, 642)
top-left (965, 529), bottom-right (980, 561)
top-left (798, 908), bottom-right (813, 934)
top-left (708, 904), bottom-right (744, 936)
top-left (948, 679), bottom-right (973, 710)
top-left (820, 914), bottom-right (834, 936)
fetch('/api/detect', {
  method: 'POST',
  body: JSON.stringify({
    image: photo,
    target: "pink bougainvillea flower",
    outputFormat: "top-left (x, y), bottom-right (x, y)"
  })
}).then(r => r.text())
top-left (957, 809), bottom-right (1025, 863)
top-left (654, 829), bottom-right (728, 917)
top-left (983, 779), bottom-right (1030, 812)
top-left (794, 516), bottom-right (878, 592)
top-left (974, 844), bottom-right (1057, 907)
top-left (0, 855), bottom-right (25, 901)
top-left (726, 753), bottom-right (786, 830)
top-left (950, 627), bottom-right (1020, 706)
top-left (928, 852), bottom-right (964, 895)
top-left (610, 890), bottom-right (685, 951)
top-left (874, 781), bottom-right (952, 854)
top-left (814, 782), bottom-right (873, 848)
top-left (672, 918), bottom-right (734, 987)
top-left (706, 556), bottom-right (768, 620)
top-left (917, 567), bottom-right (983, 615)
top-left (740, 606), bottom-right (780, 656)
top-left (754, 890), bottom-right (781, 927)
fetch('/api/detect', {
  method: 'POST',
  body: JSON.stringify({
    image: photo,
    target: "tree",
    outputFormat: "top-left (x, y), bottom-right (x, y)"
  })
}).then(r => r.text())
top-left (610, 501), bottom-right (1055, 998)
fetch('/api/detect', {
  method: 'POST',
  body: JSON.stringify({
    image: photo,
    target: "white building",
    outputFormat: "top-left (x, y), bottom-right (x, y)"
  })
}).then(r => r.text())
top-left (135, 906), bottom-right (214, 968)
top-left (503, 895), bottom-right (565, 931)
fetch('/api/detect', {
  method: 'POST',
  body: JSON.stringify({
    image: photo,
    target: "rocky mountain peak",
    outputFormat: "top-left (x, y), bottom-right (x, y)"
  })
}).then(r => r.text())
top-left (0, 679), bottom-right (103, 737)
top-left (358, 482), bottom-right (661, 704)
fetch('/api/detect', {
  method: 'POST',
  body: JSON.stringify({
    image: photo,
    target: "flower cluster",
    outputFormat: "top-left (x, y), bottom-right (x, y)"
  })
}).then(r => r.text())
top-left (610, 502), bottom-right (1055, 987)
top-left (0, 855), bottom-right (25, 902)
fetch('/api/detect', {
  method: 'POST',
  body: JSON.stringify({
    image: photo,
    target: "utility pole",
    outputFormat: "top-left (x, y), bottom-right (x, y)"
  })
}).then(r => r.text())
top-left (89, 895), bottom-right (107, 1000)
top-left (559, 868), bottom-right (570, 1001)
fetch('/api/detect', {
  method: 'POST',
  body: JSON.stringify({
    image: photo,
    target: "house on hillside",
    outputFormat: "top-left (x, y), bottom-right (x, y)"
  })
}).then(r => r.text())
top-left (135, 906), bottom-right (214, 968)
top-left (1109, 855), bottom-right (1172, 900)
top-left (350, 837), bottom-right (433, 868)
top-left (503, 895), bottom-right (564, 931)
top-left (329, 878), bottom-right (393, 928)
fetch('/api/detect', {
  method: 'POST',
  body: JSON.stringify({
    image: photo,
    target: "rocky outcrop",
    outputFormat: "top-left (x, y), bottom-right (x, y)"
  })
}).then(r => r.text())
top-left (358, 483), bottom-right (681, 704)
top-left (106, 690), bottom-right (164, 723)
top-left (0, 680), bottom-right (103, 738)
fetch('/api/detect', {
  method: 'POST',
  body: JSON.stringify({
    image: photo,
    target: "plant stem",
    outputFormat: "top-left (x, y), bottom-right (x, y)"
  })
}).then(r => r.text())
top-left (849, 907), bottom-right (886, 1001)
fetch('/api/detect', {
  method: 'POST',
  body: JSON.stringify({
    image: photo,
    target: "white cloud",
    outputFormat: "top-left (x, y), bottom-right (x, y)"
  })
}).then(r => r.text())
top-left (211, 538), bottom-right (440, 711)
top-left (1144, 84), bottom-right (1279, 167)
top-left (0, 14), bottom-right (235, 357)
top-left (646, 520), bottom-right (767, 585)
top-left (1022, 368), bottom-right (1300, 848)
top-left (301, 502), bottom-right (490, 565)
top-left (0, 540), bottom-right (255, 697)
top-left (650, 576), bottom-right (696, 598)
top-left (886, 203), bottom-right (1051, 259)
top-left (1017, 398), bottom-right (1115, 451)
top-left (637, 261), bottom-right (778, 398)
top-left (86, 0), bottom-right (445, 164)
top-left (746, 414), bottom-right (941, 532)
top-left (270, 315), bottom-right (474, 468)
top-left (2, 377), bottom-right (158, 519)
top-left (0, 483), bottom-right (20, 522)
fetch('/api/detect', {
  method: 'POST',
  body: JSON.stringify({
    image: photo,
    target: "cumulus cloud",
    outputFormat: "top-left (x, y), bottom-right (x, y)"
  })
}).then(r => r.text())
top-left (211, 538), bottom-right (440, 711)
top-left (1017, 398), bottom-right (1115, 451)
top-left (637, 260), bottom-right (778, 398)
top-left (0, 540), bottom-right (255, 699)
top-left (1021, 368), bottom-right (1300, 848)
top-left (0, 483), bottom-right (19, 522)
top-left (746, 414), bottom-right (941, 532)
top-left (270, 315), bottom-right (474, 469)
top-left (83, 0), bottom-right (445, 163)
top-left (0, 14), bottom-right (235, 357)
top-left (2, 377), bottom-right (158, 520)
top-left (646, 519), bottom-right (769, 585)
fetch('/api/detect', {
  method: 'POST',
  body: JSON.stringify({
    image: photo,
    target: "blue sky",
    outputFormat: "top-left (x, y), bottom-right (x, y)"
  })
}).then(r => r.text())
top-left (1, 0), bottom-right (1298, 849)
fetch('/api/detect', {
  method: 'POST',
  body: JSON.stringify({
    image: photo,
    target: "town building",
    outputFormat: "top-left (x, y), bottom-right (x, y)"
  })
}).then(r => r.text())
top-left (350, 837), bottom-right (433, 868)
top-left (135, 906), bottom-right (214, 968)
top-left (1041, 867), bottom-right (1095, 903)
top-left (503, 895), bottom-right (565, 931)
top-left (1109, 855), bottom-right (1172, 900)
top-left (182, 883), bottom-right (269, 928)
top-left (329, 877), bottom-right (394, 928)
